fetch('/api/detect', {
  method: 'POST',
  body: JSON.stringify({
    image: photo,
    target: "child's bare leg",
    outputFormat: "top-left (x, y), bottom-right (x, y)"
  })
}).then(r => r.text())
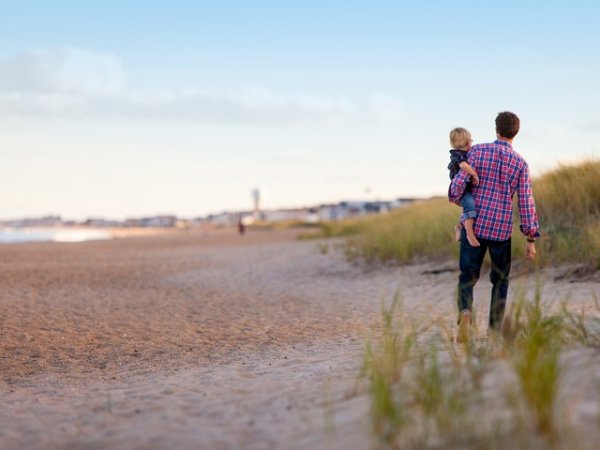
top-left (463, 218), bottom-right (480, 247)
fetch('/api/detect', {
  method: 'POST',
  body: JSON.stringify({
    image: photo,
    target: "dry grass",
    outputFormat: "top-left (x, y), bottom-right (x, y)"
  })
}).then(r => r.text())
top-left (308, 160), bottom-right (600, 267)
top-left (534, 160), bottom-right (600, 229)
top-left (363, 287), bottom-right (600, 449)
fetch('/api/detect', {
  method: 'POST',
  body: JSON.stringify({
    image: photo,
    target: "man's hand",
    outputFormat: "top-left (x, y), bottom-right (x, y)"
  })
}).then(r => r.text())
top-left (472, 174), bottom-right (480, 185)
top-left (525, 242), bottom-right (536, 261)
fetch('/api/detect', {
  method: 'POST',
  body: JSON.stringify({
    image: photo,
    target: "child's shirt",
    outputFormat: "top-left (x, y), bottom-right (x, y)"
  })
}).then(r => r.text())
top-left (448, 149), bottom-right (469, 180)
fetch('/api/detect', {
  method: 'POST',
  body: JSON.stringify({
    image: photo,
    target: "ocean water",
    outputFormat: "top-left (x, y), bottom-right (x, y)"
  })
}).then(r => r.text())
top-left (0, 228), bottom-right (112, 243)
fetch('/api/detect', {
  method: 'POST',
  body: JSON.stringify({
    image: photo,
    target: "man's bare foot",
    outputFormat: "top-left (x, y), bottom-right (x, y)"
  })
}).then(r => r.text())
top-left (454, 224), bottom-right (462, 242)
top-left (466, 233), bottom-right (480, 247)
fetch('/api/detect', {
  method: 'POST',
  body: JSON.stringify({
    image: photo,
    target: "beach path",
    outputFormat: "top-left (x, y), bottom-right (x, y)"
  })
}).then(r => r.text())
top-left (1, 229), bottom-right (599, 449)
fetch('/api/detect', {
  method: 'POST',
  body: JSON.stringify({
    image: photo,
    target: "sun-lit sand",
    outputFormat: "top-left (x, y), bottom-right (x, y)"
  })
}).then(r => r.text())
top-left (1, 229), bottom-right (599, 449)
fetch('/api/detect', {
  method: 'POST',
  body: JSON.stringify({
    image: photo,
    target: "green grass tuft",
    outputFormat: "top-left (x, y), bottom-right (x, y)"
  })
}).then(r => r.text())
top-left (504, 289), bottom-right (563, 436)
top-left (363, 287), bottom-right (600, 449)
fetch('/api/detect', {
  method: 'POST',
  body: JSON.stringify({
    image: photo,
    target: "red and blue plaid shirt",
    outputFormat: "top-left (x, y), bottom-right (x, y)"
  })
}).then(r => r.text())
top-left (449, 139), bottom-right (540, 241)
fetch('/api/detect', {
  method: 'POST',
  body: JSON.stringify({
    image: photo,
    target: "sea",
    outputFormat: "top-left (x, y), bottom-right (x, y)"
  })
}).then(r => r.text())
top-left (0, 228), bottom-right (112, 244)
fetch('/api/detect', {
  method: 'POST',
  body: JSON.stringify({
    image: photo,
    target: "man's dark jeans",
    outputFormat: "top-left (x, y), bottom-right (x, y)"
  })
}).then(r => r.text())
top-left (458, 227), bottom-right (511, 330)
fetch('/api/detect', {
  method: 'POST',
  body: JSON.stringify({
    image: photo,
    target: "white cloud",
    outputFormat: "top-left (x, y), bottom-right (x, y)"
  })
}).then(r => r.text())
top-left (0, 85), bottom-right (364, 124)
top-left (0, 48), bottom-right (126, 96)
top-left (0, 47), bottom-right (404, 125)
top-left (582, 118), bottom-right (600, 132)
top-left (0, 92), bottom-right (90, 116)
top-left (76, 87), bottom-right (356, 124)
top-left (368, 91), bottom-right (405, 124)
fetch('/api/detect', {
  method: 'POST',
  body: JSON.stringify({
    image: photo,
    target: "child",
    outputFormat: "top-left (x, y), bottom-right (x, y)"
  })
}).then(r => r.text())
top-left (448, 127), bottom-right (480, 247)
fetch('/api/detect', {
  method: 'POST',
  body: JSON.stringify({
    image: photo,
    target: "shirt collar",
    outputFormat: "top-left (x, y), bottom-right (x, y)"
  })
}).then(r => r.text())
top-left (494, 139), bottom-right (513, 149)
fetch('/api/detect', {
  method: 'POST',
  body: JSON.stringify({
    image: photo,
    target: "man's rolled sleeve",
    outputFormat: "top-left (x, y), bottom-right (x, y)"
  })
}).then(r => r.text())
top-left (517, 164), bottom-right (541, 239)
top-left (449, 170), bottom-right (469, 204)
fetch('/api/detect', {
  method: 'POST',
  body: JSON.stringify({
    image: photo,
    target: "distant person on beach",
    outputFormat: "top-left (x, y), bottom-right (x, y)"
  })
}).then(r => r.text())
top-left (238, 217), bottom-right (245, 235)
top-left (447, 127), bottom-right (480, 247)
top-left (449, 111), bottom-right (540, 343)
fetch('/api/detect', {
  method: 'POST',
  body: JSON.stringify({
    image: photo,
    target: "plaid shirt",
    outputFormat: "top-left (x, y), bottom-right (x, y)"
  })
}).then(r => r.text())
top-left (449, 139), bottom-right (540, 241)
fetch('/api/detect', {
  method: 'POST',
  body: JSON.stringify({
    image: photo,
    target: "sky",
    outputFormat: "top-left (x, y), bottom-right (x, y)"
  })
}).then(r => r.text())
top-left (1, 0), bottom-right (599, 220)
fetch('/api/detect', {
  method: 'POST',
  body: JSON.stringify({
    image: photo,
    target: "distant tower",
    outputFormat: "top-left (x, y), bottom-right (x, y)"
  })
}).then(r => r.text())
top-left (252, 188), bottom-right (261, 219)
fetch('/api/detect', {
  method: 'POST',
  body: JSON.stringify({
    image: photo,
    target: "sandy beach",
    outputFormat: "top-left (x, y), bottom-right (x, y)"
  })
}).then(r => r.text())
top-left (1, 229), bottom-right (600, 449)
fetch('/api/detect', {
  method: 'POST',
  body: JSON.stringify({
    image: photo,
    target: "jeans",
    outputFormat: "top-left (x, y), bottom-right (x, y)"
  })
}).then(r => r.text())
top-left (460, 189), bottom-right (477, 220)
top-left (457, 227), bottom-right (511, 330)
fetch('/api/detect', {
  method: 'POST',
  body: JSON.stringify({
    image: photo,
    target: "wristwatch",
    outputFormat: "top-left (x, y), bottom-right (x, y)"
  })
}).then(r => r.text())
top-left (527, 238), bottom-right (536, 243)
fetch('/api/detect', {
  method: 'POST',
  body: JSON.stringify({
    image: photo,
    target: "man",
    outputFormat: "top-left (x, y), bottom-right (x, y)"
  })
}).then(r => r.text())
top-left (449, 111), bottom-right (540, 343)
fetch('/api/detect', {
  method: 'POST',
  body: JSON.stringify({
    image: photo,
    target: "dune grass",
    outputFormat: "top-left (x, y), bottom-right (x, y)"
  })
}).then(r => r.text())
top-left (345, 198), bottom-right (460, 264)
top-left (504, 288), bottom-right (563, 437)
top-left (534, 160), bottom-right (600, 229)
top-left (248, 219), bottom-right (320, 231)
top-left (355, 162), bottom-right (600, 448)
top-left (363, 289), bottom-right (600, 449)
top-left (296, 213), bottom-right (383, 239)
top-left (533, 160), bottom-right (600, 267)
top-left (363, 297), bottom-right (415, 445)
top-left (305, 160), bottom-right (600, 267)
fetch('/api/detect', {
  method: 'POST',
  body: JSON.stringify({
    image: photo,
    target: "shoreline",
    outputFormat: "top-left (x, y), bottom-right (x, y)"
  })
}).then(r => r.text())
top-left (0, 225), bottom-right (189, 244)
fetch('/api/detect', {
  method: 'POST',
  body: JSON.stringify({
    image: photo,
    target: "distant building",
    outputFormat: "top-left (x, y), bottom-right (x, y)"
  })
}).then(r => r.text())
top-left (317, 204), bottom-right (340, 221)
top-left (141, 216), bottom-right (177, 228)
top-left (1, 215), bottom-right (63, 228)
top-left (315, 198), bottom-right (417, 222)
top-left (262, 208), bottom-right (311, 223)
top-left (0, 196), bottom-right (421, 231)
top-left (205, 212), bottom-right (238, 228)
top-left (84, 218), bottom-right (124, 227)
top-left (124, 215), bottom-right (177, 228)
top-left (392, 198), bottom-right (418, 208)
top-left (252, 188), bottom-right (261, 220)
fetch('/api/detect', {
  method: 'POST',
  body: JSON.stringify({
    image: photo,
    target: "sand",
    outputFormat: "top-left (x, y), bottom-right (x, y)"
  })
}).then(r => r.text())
top-left (1, 229), bottom-right (599, 449)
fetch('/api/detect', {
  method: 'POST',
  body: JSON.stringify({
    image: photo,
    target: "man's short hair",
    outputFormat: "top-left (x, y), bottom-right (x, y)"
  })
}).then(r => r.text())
top-left (496, 111), bottom-right (520, 139)
top-left (449, 127), bottom-right (471, 149)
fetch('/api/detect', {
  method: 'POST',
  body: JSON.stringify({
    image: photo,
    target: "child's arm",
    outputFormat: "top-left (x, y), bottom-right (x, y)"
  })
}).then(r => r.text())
top-left (459, 161), bottom-right (479, 185)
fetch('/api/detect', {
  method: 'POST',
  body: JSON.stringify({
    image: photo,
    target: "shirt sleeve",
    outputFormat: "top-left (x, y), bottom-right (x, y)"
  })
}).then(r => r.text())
top-left (449, 169), bottom-right (468, 204)
top-left (517, 163), bottom-right (541, 239)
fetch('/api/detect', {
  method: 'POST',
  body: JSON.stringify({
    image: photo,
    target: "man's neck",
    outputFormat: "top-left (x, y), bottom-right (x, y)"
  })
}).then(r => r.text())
top-left (496, 135), bottom-right (513, 145)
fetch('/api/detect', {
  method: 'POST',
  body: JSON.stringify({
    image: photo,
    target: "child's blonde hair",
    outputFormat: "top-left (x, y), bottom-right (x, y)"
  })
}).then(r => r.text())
top-left (449, 127), bottom-right (472, 150)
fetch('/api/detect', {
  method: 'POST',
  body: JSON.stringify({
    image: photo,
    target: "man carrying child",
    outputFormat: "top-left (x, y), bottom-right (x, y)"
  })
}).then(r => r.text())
top-left (449, 111), bottom-right (540, 343)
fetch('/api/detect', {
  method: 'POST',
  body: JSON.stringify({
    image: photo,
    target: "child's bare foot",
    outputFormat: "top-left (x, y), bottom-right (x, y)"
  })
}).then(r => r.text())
top-left (454, 224), bottom-right (462, 241)
top-left (466, 232), bottom-right (480, 247)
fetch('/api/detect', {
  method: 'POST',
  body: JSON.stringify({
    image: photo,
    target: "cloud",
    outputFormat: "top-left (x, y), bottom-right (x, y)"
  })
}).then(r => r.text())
top-left (0, 47), bottom-right (126, 96)
top-left (368, 91), bottom-right (405, 124)
top-left (0, 48), bottom-right (404, 125)
top-left (0, 85), bottom-right (362, 125)
top-left (0, 93), bottom-right (91, 117)
top-left (85, 87), bottom-right (358, 124)
top-left (582, 118), bottom-right (600, 132)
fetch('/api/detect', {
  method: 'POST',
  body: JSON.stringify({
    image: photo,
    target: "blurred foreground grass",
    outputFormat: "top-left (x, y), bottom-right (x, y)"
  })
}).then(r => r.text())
top-left (301, 160), bottom-right (600, 267)
top-left (363, 290), bottom-right (600, 449)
